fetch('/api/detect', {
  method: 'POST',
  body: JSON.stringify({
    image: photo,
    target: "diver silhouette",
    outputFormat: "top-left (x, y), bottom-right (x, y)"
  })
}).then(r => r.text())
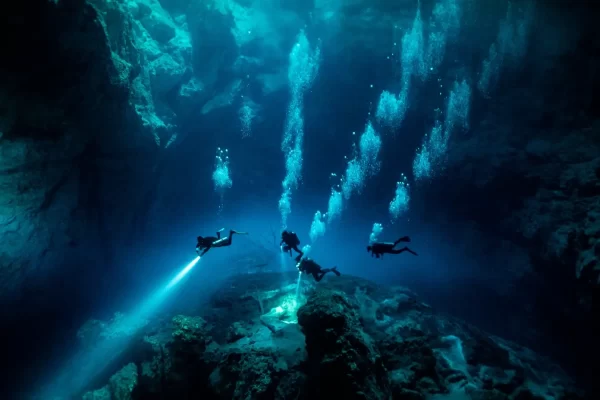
top-left (280, 230), bottom-right (304, 261)
top-left (297, 257), bottom-right (340, 282)
top-left (196, 228), bottom-right (247, 256)
top-left (367, 236), bottom-right (418, 258)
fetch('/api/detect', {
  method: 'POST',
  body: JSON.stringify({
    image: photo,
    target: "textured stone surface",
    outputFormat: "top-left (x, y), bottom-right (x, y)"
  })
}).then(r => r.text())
top-left (0, 0), bottom-right (150, 300)
top-left (1, 1), bottom-right (599, 398)
top-left (74, 272), bottom-right (583, 399)
top-left (417, 90), bottom-right (600, 385)
top-left (83, 363), bottom-right (138, 400)
top-left (298, 288), bottom-right (392, 399)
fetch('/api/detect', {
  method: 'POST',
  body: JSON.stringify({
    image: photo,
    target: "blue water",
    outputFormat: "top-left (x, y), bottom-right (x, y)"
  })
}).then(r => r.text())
top-left (1, 0), bottom-right (597, 398)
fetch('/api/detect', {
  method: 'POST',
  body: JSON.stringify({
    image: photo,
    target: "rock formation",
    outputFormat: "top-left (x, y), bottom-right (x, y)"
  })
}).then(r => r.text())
top-left (1, 0), bottom-right (599, 397)
top-left (413, 16), bottom-right (600, 387)
top-left (68, 272), bottom-right (584, 399)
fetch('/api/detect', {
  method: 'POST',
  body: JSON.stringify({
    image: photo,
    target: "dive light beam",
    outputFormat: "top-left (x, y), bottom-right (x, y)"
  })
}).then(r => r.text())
top-left (36, 256), bottom-right (202, 399)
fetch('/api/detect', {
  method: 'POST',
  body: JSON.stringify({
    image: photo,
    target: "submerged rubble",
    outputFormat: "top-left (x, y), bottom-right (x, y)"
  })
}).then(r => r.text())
top-left (78, 271), bottom-right (585, 399)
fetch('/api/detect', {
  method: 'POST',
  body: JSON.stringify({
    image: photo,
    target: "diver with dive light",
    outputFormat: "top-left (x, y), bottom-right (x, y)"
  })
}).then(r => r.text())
top-left (196, 228), bottom-right (247, 256)
top-left (297, 257), bottom-right (340, 282)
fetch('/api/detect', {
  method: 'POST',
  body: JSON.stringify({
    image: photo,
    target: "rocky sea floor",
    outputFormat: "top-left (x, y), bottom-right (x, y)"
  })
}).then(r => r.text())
top-left (70, 271), bottom-right (585, 400)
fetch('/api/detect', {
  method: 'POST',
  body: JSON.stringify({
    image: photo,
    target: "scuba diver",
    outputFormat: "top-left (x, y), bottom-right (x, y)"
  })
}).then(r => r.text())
top-left (297, 257), bottom-right (340, 282)
top-left (196, 228), bottom-right (247, 256)
top-left (280, 230), bottom-right (304, 261)
top-left (367, 236), bottom-right (418, 258)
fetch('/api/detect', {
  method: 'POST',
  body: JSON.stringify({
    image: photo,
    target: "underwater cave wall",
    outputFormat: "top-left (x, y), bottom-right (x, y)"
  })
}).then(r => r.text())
top-left (411, 1), bottom-right (600, 387)
top-left (0, 0), bottom-right (172, 303)
top-left (0, 0), bottom-right (167, 393)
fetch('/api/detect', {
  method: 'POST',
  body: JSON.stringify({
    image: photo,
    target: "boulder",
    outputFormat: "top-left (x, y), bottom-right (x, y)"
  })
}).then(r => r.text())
top-left (298, 289), bottom-right (392, 399)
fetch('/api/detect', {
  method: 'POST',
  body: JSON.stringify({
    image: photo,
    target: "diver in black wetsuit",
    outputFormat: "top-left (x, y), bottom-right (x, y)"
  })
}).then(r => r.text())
top-left (196, 228), bottom-right (247, 256)
top-left (367, 236), bottom-right (418, 258)
top-left (280, 230), bottom-right (304, 261)
top-left (297, 258), bottom-right (340, 282)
